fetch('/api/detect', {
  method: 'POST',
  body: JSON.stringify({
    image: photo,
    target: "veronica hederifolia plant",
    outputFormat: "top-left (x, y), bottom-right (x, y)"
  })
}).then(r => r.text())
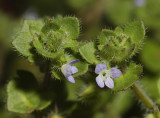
top-left (10, 16), bottom-right (160, 118)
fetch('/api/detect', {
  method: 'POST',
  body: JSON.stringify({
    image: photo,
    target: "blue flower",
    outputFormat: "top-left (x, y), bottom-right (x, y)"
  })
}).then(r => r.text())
top-left (95, 64), bottom-right (122, 88)
top-left (61, 59), bottom-right (79, 83)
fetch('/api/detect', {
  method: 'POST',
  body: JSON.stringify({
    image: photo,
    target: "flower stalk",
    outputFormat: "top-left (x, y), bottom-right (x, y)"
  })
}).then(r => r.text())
top-left (132, 83), bottom-right (160, 118)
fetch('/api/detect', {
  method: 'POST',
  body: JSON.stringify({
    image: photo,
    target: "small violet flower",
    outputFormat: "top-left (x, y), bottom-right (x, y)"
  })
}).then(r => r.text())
top-left (61, 59), bottom-right (79, 83)
top-left (95, 64), bottom-right (122, 88)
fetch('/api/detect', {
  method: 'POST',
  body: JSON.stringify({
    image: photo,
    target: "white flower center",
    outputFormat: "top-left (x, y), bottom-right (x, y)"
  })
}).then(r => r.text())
top-left (99, 69), bottom-right (112, 81)
top-left (61, 64), bottom-right (68, 75)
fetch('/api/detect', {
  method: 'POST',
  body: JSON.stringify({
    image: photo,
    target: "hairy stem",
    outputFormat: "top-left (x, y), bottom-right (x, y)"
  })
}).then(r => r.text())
top-left (132, 83), bottom-right (154, 109)
top-left (132, 83), bottom-right (160, 117)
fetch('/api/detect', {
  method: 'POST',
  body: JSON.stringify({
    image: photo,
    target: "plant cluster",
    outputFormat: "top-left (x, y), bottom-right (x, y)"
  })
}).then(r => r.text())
top-left (9, 16), bottom-right (160, 117)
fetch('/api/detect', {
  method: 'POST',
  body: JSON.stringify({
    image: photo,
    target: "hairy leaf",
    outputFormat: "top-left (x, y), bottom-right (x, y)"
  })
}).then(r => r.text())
top-left (79, 42), bottom-right (99, 64)
top-left (112, 63), bottom-right (142, 91)
top-left (7, 70), bottom-right (52, 113)
top-left (58, 17), bottom-right (80, 40)
top-left (12, 20), bottom-right (43, 57)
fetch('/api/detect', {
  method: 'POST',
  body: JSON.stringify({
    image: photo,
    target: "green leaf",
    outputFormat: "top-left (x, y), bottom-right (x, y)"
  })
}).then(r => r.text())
top-left (41, 30), bottom-right (64, 51)
top-left (108, 90), bottom-right (133, 114)
top-left (41, 19), bottom-right (60, 34)
top-left (79, 42), bottom-right (99, 64)
top-left (124, 21), bottom-right (145, 57)
top-left (29, 20), bottom-right (44, 35)
top-left (63, 39), bottom-right (79, 50)
top-left (65, 79), bottom-right (85, 101)
top-left (98, 29), bottom-right (130, 62)
top-left (98, 29), bottom-right (116, 49)
top-left (112, 63), bottom-right (142, 91)
top-left (124, 20), bottom-right (145, 43)
top-left (12, 20), bottom-right (32, 57)
top-left (12, 20), bottom-right (44, 57)
top-left (7, 70), bottom-right (52, 113)
top-left (27, 52), bottom-right (44, 63)
top-left (114, 27), bottom-right (123, 35)
top-left (77, 85), bottom-right (96, 102)
top-left (51, 68), bottom-right (62, 80)
top-left (97, 29), bottom-right (117, 61)
top-left (32, 34), bottom-right (64, 59)
top-left (58, 17), bottom-right (79, 39)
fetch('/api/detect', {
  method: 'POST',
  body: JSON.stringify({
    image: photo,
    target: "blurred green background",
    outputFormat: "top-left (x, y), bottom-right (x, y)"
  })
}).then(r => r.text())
top-left (0, 0), bottom-right (160, 118)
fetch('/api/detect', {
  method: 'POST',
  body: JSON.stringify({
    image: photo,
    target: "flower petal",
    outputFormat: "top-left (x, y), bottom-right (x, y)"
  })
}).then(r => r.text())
top-left (68, 59), bottom-right (80, 65)
top-left (96, 75), bottom-right (104, 88)
top-left (67, 76), bottom-right (75, 83)
top-left (95, 64), bottom-right (107, 74)
top-left (71, 66), bottom-right (78, 74)
top-left (110, 68), bottom-right (122, 79)
top-left (61, 64), bottom-right (72, 77)
top-left (105, 78), bottom-right (114, 88)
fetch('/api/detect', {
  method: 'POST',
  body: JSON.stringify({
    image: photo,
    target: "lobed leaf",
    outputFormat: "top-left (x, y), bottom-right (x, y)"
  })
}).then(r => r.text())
top-left (58, 17), bottom-right (80, 40)
top-left (65, 79), bottom-right (85, 101)
top-left (124, 20), bottom-right (145, 43)
top-left (7, 70), bottom-right (52, 113)
top-left (41, 19), bottom-right (59, 34)
top-left (124, 21), bottom-right (145, 57)
top-left (77, 85), bottom-right (96, 102)
top-left (51, 68), bottom-right (62, 80)
top-left (79, 42), bottom-right (99, 64)
top-left (12, 20), bottom-right (44, 57)
top-left (32, 35), bottom-right (64, 59)
top-left (112, 63), bottom-right (142, 91)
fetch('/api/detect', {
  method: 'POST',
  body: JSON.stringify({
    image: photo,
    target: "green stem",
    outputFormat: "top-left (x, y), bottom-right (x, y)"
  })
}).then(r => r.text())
top-left (132, 83), bottom-right (154, 109)
top-left (132, 83), bottom-right (160, 117)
